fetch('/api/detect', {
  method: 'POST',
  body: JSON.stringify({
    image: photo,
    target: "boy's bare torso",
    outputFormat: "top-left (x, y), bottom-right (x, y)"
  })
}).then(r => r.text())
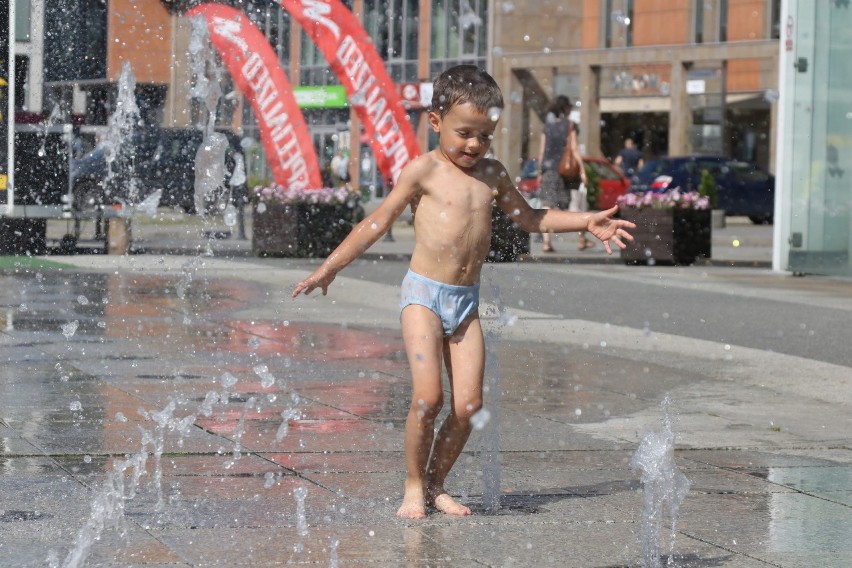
top-left (407, 152), bottom-right (507, 286)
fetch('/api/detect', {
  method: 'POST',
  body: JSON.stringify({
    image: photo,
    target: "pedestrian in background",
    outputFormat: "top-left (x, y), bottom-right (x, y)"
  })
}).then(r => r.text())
top-left (614, 137), bottom-right (644, 177)
top-left (537, 95), bottom-right (591, 252)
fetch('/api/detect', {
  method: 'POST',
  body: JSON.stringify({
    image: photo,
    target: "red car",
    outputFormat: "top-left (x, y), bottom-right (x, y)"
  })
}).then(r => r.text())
top-left (516, 157), bottom-right (631, 209)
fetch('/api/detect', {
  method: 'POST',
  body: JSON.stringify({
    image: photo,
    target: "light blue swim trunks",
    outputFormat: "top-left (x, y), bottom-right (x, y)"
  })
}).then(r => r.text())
top-left (400, 269), bottom-right (480, 337)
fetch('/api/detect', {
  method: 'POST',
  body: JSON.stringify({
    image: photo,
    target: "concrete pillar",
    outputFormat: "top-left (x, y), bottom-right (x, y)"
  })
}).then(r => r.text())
top-left (669, 60), bottom-right (692, 156)
top-left (494, 59), bottom-right (523, 176)
top-left (417, 0), bottom-right (432, 155)
top-left (348, 0), bottom-right (364, 188)
top-left (579, 64), bottom-right (601, 157)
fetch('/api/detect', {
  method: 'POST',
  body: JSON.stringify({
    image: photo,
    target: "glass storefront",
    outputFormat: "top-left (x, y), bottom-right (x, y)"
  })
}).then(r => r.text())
top-left (777, 1), bottom-right (852, 275)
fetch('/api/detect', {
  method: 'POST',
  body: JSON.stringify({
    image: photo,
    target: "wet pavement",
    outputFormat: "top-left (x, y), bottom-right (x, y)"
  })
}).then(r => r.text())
top-left (1, 213), bottom-right (850, 567)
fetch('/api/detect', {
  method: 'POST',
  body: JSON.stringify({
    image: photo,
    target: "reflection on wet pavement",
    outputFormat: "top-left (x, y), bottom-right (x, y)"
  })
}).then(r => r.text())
top-left (0, 265), bottom-right (850, 567)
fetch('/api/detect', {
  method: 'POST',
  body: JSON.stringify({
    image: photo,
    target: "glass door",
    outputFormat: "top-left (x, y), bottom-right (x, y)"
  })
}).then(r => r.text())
top-left (786, 1), bottom-right (852, 275)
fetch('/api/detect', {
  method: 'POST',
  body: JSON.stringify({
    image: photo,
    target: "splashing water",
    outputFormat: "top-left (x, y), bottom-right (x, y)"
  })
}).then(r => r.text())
top-left (61, 320), bottom-right (79, 339)
top-left (39, 105), bottom-right (62, 157)
top-left (193, 132), bottom-right (229, 216)
top-left (630, 396), bottom-right (691, 568)
top-left (294, 486), bottom-right (309, 537)
top-left (187, 16), bottom-right (223, 137)
top-left (276, 394), bottom-right (302, 443)
top-left (102, 62), bottom-right (140, 205)
top-left (188, 15), bottom-right (230, 218)
top-left (477, 278), bottom-right (519, 512)
top-left (60, 452), bottom-right (148, 568)
top-left (254, 363), bottom-right (276, 388)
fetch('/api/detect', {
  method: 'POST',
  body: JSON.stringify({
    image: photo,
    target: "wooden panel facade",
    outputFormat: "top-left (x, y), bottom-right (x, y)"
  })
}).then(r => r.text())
top-left (108, 0), bottom-right (173, 83)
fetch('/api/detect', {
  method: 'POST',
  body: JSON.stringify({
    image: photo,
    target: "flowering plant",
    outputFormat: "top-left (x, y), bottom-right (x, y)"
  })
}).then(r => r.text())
top-left (617, 188), bottom-right (710, 210)
top-left (253, 184), bottom-right (360, 209)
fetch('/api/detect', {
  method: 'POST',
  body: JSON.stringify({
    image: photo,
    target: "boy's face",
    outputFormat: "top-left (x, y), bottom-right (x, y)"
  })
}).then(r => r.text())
top-left (429, 102), bottom-right (499, 169)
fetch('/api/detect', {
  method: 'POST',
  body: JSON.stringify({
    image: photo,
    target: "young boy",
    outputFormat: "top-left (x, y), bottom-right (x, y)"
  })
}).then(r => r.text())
top-left (292, 65), bottom-right (635, 518)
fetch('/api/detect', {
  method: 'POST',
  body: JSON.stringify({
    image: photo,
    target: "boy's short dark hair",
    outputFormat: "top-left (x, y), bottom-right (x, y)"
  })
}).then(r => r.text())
top-left (431, 65), bottom-right (504, 118)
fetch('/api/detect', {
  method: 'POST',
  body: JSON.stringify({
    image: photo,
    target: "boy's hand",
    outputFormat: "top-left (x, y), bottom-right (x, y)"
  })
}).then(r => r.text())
top-left (587, 206), bottom-right (636, 255)
top-left (292, 268), bottom-right (336, 298)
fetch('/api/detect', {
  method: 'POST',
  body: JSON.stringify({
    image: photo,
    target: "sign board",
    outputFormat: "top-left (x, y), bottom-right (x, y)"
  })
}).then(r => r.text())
top-left (686, 79), bottom-right (706, 94)
top-left (785, 15), bottom-right (794, 52)
top-left (399, 82), bottom-right (433, 109)
top-left (294, 85), bottom-right (349, 108)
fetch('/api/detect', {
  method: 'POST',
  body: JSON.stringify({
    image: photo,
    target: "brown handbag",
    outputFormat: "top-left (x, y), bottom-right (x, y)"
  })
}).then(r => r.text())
top-left (558, 123), bottom-right (581, 179)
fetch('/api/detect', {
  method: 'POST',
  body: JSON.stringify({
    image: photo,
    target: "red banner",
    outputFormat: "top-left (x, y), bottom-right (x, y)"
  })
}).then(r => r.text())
top-left (187, 4), bottom-right (323, 189)
top-left (275, 0), bottom-right (420, 184)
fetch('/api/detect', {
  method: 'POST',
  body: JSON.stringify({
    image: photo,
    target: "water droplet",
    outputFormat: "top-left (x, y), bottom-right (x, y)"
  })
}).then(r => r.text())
top-left (70, 400), bottom-right (83, 411)
top-left (471, 408), bottom-right (490, 430)
top-left (264, 472), bottom-right (276, 489)
top-left (62, 320), bottom-right (79, 339)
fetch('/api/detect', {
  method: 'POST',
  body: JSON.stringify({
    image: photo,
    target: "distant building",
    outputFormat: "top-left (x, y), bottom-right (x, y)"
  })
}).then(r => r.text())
top-left (28, 1), bottom-right (848, 275)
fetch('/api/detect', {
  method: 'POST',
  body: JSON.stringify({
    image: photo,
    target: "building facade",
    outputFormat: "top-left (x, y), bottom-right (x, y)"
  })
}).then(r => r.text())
top-left (493, 0), bottom-right (781, 178)
top-left (19, 1), bottom-right (784, 213)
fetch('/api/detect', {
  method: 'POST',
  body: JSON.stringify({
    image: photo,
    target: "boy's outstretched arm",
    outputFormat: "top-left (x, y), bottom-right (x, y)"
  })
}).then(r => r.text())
top-left (492, 163), bottom-right (636, 254)
top-left (292, 163), bottom-right (423, 298)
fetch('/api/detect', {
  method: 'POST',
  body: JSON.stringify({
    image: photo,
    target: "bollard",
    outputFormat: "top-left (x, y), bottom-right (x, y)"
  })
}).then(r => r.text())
top-left (107, 217), bottom-right (132, 255)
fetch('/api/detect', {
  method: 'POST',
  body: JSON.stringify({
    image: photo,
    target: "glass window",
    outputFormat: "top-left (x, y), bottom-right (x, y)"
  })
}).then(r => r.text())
top-left (693, 0), bottom-right (729, 44)
top-left (770, 0), bottom-right (782, 39)
top-left (15, 0), bottom-right (30, 42)
top-left (694, 0), bottom-right (704, 43)
top-left (245, 3), bottom-right (290, 69)
top-left (429, 0), bottom-right (487, 75)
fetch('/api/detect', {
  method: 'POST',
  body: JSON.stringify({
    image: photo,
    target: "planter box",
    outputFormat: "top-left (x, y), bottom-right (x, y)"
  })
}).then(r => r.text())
top-left (252, 202), bottom-right (357, 257)
top-left (620, 208), bottom-right (711, 265)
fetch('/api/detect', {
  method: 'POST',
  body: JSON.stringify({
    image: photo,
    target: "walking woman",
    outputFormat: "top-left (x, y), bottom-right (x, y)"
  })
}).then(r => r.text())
top-left (537, 95), bottom-right (591, 252)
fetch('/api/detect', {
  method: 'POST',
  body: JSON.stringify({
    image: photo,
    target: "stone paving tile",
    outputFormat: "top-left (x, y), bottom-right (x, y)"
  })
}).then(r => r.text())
top-left (266, 451), bottom-right (404, 474)
top-left (154, 524), bottom-right (451, 566)
top-left (494, 411), bottom-right (632, 452)
top-left (66, 527), bottom-right (188, 567)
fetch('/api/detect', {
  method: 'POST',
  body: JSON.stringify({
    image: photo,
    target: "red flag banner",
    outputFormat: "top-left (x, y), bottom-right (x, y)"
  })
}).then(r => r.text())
top-left (275, 0), bottom-right (420, 184)
top-left (187, 4), bottom-right (323, 189)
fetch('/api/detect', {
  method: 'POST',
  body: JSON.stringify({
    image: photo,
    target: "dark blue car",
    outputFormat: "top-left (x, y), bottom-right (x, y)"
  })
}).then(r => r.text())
top-left (628, 155), bottom-right (774, 224)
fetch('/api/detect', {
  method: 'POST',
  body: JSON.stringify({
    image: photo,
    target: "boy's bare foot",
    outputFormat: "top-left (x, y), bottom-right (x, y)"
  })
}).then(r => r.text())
top-left (397, 482), bottom-right (427, 519)
top-left (430, 491), bottom-right (472, 516)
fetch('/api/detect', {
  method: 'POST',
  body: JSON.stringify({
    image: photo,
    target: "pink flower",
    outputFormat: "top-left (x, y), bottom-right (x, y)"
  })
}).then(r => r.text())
top-left (253, 183), bottom-right (360, 206)
top-left (616, 188), bottom-right (710, 211)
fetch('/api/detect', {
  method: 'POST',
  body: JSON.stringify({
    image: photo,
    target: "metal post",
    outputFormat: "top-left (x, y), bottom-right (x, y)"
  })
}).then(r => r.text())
top-left (5, 0), bottom-right (15, 216)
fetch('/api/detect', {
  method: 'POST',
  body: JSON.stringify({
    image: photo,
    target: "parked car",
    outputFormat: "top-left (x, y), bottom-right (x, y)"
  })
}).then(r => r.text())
top-left (584, 156), bottom-right (631, 209)
top-left (628, 155), bottom-right (774, 224)
top-left (516, 157), bottom-right (630, 209)
top-left (71, 128), bottom-right (246, 214)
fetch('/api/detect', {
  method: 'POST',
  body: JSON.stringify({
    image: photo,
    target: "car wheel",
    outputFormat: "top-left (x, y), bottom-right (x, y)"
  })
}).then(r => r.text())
top-left (749, 215), bottom-right (773, 225)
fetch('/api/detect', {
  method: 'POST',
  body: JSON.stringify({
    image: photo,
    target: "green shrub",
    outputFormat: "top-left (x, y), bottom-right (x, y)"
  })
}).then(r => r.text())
top-left (698, 169), bottom-right (718, 208)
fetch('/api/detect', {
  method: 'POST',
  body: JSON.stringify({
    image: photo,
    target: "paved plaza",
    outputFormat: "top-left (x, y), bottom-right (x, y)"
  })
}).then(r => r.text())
top-left (0, 213), bottom-right (850, 567)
